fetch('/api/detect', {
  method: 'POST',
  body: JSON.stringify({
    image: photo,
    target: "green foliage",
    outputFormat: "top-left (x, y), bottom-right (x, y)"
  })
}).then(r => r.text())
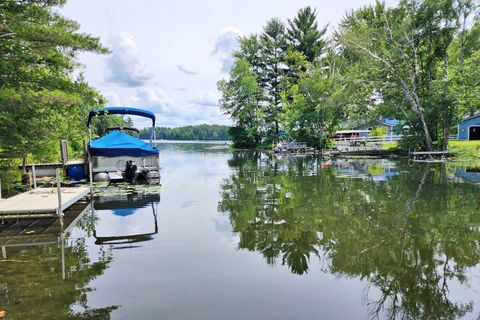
top-left (370, 127), bottom-right (387, 136)
top-left (139, 124), bottom-right (230, 141)
top-left (451, 48), bottom-right (480, 117)
top-left (227, 126), bottom-right (257, 148)
top-left (336, 0), bottom-right (479, 150)
top-left (90, 115), bottom-right (133, 138)
top-left (282, 66), bottom-right (345, 148)
top-left (220, 1), bottom-right (479, 152)
top-left (287, 6), bottom-right (328, 63)
top-left (0, 0), bottom-right (108, 162)
top-left (218, 59), bottom-right (263, 146)
top-left (397, 133), bottom-right (426, 151)
top-left (218, 7), bottom-right (327, 148)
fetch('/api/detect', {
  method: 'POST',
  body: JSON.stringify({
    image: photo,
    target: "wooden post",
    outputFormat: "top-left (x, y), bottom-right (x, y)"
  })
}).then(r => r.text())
top-left (60, 139), bottom-right (68, 175)
top-left (28, 170), bottom-right (32, 190)
top-left (22, 157), bottom-right (27, 174)
top-left (56, 168), bottom-right (64, 228)
top-left (32, 165), bottom-right (37, 189)
top-left (0, 179), bottom-right (2, 199)
top-left (83, 139), bottom-right (88, 177)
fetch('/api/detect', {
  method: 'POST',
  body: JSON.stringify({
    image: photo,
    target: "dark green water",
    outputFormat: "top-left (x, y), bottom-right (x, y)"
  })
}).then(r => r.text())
top-left (1, 142), bottom-right (480, 319)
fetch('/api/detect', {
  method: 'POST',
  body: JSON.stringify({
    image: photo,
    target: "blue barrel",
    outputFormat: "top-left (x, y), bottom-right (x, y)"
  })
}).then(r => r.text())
top-left (67, 164), bottom-right (86, 180)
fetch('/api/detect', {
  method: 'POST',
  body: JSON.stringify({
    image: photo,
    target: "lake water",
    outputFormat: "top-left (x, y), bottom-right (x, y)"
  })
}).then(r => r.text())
top-left (1, 142), bottom-right (480, 319)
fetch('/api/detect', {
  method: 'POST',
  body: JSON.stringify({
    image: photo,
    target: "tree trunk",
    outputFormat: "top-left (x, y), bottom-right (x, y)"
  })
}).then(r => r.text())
top-left (442, 38), bottom-right (451, 150)
top-left (400, 84), bottom-right (434, 151)
top-left (442, 32), bottom-right (454, 150)
top-left (419, 112), bottom-right (434, 151)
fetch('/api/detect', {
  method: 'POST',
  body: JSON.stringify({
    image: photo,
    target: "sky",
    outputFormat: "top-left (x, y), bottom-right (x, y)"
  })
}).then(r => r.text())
top-left (61, 0), bottom-right (392, 128)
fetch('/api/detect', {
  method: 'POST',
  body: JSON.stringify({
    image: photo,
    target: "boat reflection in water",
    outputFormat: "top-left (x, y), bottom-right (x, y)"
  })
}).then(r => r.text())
top-left (91, 188), bottom-right (160, 247)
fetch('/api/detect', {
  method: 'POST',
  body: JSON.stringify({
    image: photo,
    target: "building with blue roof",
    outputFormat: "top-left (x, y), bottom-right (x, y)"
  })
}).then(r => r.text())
top-left (458, 114), bottom-right (480, 140)
top-left (354, 119), bottom-right (402, 136)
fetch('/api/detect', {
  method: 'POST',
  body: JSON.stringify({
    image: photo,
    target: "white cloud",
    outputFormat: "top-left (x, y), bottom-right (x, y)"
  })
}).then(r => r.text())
top-left (64, 0), bottom-right (386, 128)
top-left (211, 27), bottom-right (242, 73)
top-left (103, 91), bottom-right (122, 105)
top-left (134, 87), bottom-right (173, 113)
top-left (177, 64), bottom-right (198, 75)
top-left (191, 91), bottom-right (219, 107)
top-left (173, 87), bottom-right (188, 92)
top-left (105, 32), bottom-right (151, 87)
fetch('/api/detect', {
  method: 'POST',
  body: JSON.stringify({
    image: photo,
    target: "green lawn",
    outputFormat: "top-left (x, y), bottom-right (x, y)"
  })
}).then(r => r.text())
top-left (448, 140), bottom-right (480, 160)
top-left (382, 142), bottom-right (398, 150)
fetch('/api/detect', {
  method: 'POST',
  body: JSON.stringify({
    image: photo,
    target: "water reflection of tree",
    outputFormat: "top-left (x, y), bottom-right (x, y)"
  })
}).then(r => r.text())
top-left (0, 230), bottom-right (116, 319)
top-left (218, 152), bottom-right (480, 319)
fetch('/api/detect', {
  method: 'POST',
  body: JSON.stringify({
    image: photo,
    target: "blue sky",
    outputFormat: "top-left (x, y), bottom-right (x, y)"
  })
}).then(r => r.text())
top-left (61, 0), bottom-right (391, 128)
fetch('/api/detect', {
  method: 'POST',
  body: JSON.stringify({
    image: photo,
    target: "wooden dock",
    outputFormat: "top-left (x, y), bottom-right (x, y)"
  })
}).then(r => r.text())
top-left (0, 201), bottom-right (89, 248)
top-left (326, 149), bottom-right (393, 156)
top-left (0, 187), bottom-right (89, 218)
top-left (409, 151), bottom-right (451, 160)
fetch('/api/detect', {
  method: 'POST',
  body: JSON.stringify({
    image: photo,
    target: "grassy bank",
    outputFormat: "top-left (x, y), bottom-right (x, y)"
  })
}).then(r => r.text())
top-left (448, 141), bottom-right (480, 161)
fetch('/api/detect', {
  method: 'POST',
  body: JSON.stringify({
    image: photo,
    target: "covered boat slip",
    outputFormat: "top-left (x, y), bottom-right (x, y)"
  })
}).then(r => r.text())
top-left (87, 107), bottom-right (160, 181)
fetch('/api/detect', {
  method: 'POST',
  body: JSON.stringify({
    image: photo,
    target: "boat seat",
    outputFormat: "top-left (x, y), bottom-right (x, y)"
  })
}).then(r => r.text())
top-left (108, 172), bottom-right (123, 181)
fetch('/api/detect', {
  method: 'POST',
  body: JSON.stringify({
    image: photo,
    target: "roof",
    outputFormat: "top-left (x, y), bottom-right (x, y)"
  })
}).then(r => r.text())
top-left (89, 131), bottom-right (159, 157)
top-left (461, 114), bottom-right (480, 123)
top-left (335, 130), bottom-right (371, 134)
top-left (380, 119), bottom-right (401, 126)
top-left (87, 107), bottom-right (156, 127)
top-left (343, 118), bottom-right (402, 129)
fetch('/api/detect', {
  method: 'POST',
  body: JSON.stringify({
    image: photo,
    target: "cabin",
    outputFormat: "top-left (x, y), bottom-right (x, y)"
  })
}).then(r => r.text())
top-left (458, 114), bottom-right (480, 140)
top-left (354, 119), bottom-right (402, 136)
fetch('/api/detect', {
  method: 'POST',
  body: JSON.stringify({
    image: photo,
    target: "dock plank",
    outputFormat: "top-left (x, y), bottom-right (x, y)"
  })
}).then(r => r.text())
top-left (0, 187), bottom-right (90, 215)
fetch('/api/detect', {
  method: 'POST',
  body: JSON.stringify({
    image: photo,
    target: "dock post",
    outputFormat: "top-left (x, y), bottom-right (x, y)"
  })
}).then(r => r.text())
top-left (28, 170), bottom-right (32, 190)
top-left (88, 127), bottom-right (94, 198)
top-left (32, 165), bottom-right (37, 189)
top-left (89, 155), bottom-right (93, 194)
top-left (60, 232), bottom-right (66, 279)
top-left (56, 168), bottom-right (64, 228)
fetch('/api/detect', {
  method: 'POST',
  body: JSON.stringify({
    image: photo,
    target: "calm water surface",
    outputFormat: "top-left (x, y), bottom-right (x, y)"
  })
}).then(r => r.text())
top-left (1, 142), bottom-right (480, 319)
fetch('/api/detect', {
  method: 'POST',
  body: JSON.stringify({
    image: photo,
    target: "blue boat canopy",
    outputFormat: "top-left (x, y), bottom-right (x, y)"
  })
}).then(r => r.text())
top-left (111, 208), bottom-right (137, 217)
top-left (87, 107), bottom-right (156, 127)
top-left (89, 131), bottom-right (159, 157)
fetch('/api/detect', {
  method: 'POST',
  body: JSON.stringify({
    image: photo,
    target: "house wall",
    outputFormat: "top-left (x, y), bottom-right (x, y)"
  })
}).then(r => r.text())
top-left (355, 124), bottom-right (397, 136)
top-left (458, 116), bottom-right (480, 140)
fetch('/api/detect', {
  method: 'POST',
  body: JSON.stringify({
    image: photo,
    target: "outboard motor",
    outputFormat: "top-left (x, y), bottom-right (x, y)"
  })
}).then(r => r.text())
top-left (125, 160), bottom-right (137, 183)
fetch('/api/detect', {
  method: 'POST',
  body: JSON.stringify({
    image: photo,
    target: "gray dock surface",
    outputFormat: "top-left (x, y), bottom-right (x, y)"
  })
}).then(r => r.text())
top-left (0, 187), bottom-right (90, 216)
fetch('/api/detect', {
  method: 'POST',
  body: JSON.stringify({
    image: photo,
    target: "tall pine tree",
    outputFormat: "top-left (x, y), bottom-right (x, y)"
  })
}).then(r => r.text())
top-left (287, 7), bottom-right (328, 63)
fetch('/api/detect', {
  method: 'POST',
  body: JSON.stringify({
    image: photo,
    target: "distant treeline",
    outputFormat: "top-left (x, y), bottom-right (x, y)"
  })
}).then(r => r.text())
top-left (139, 124), bottom-right (231, 141)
